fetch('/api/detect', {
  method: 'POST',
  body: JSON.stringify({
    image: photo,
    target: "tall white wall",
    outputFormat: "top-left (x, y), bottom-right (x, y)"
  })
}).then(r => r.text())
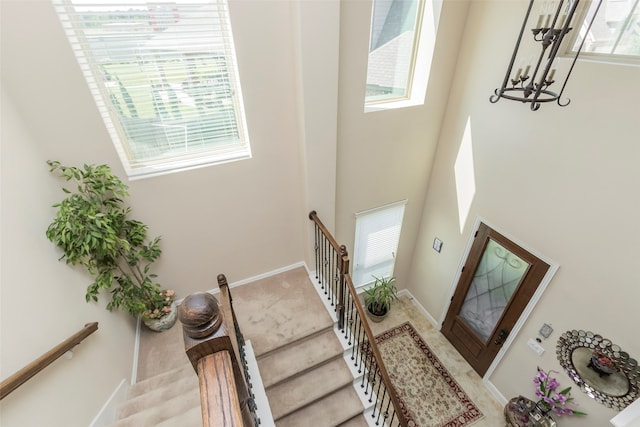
top-left (3, 0), bottom-right (638, 425)
top-left (1, 0), bottom-right (309, 299)
top-left (0, 87), bottom-right (137, 426)
top-left (334, 0), bottom-right (470, 288)
top-left (407, 1), bottom-right (640, 425)
top-left (294, 0), bottom-right (341, 262)
top-left (1, 1), bottom-right (314, 425)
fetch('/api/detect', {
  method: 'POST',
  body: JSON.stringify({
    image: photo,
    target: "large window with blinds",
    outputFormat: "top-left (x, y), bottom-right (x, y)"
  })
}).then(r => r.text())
top-left (564, 0), bottom-right (640, 63)
top-left (53, 0), bottom-right (251, 179)
top-left (352, 200), bottom-right (406, 288)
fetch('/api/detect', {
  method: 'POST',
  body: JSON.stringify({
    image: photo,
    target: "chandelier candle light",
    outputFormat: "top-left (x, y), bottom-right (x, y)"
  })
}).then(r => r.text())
top-left (490, 0), bottom-right (603, 110)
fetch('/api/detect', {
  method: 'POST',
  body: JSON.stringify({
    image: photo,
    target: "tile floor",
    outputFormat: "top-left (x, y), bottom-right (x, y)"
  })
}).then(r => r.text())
top-left (368, 293), bottom-right (506, 426)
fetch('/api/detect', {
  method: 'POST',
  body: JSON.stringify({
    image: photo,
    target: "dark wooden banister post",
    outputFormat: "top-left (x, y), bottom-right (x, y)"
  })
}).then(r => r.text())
top-left (178, 291), bottom-right (248, 427)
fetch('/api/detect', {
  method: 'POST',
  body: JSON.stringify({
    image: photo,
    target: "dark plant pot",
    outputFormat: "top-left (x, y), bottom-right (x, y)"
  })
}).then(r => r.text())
top-left (366, 304), bottom-right (388, 323)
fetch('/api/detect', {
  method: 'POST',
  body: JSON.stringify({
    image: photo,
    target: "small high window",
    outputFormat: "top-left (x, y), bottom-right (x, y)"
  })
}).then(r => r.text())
top-left (565, 0), bottom-right (640, 63)
top-left (364, 0), bottom-right (437, 112)
top-left (53, 0), bottom-right (251, 179)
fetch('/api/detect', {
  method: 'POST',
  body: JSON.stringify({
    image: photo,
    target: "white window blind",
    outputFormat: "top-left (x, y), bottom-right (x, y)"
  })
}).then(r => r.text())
top-left (53, 0), bottom-right (251, 178)
top-left (352, 200), bottom-right (406, 287)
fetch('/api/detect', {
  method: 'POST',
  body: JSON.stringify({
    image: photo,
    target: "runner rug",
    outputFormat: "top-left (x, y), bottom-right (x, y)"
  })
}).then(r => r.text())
top-left (374, 322), bottom-right (484, 427)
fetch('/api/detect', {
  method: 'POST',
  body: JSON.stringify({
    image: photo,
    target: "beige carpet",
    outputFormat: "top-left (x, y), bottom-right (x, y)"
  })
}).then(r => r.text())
top-left (374, 322), bottom-right (484, 427)
top-left (230, 266), bottom-right (333, 356)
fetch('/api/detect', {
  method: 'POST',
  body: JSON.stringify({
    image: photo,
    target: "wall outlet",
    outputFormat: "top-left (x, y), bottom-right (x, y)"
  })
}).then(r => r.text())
top-left (528, 338), bottom-right (545, 356)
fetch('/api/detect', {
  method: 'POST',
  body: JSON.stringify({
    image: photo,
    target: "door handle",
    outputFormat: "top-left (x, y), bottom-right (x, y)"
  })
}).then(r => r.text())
top-left (494, 328), bottom-right (509, 345)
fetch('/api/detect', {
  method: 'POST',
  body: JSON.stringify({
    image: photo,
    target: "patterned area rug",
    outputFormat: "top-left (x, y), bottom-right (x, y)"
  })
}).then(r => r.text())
top-left (374, 322), bottom-right (484, 427)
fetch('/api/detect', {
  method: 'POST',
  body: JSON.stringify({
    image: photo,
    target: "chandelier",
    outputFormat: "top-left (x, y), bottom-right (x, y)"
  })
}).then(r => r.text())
top-left (490, 0), bottom-right (603, 111)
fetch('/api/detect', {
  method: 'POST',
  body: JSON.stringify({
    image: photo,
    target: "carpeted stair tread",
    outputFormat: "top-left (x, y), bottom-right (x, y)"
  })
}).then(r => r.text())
top-left (275, 385), bottom-right (364, 427)
top-left (117, 374), bottom-right (199, 418)
top-left (154, 405), bottom-right (202, 427)
top-left (267, 357), bottom-right (354, 421)
top-left (257, 327), bottom-right (343, 388)
top-left (338, 413), bottom-right (370, 427)
top-left (128, 363), bottom-right (194, 398)
top-left (110, 386), bottom-right (201, 427)
top-left (231, 266), bottom-right (334, 357)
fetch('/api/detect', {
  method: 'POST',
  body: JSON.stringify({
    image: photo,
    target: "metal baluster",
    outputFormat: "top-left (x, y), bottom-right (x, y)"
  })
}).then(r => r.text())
top-left (314, 224), bottom-right (319, 282)
top-left (324, 238), bottom-right (330, 296)
top-left (368, 367), bottom-right (378, 420)
top-left (356, 321), bottom-right (365, 373)
top-left (320, 235), bottom-right (327, 295)
top-left (375, 381), bottom-right (388, 424)
top-left (329, 246), bottom-right (335, 307)
top-left (346, 298), bottom-right (354, 343)
top-left (382, 393), bottom-right (392, 427)
top-left (388, 408), bottom-right (397, 427)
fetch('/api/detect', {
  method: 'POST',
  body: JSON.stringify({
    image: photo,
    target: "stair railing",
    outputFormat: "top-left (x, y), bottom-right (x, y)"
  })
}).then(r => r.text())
top-left (178, 276), bottom-right (259, 427)
top-left (309, 211), bottom-right (409, 427)
top-left (0, 322), bottom-right (99, 400)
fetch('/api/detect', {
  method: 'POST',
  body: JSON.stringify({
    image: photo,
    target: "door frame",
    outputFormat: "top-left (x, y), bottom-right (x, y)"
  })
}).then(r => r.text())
top-left (439, 216), bottom-right (559, 381)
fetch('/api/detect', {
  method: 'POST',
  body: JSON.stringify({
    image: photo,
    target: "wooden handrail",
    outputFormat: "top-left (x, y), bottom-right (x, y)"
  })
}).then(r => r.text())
top-left (309, 211), bottom-right (349, 329)
top-left (343, 273), bottom-right (408, 426)
top-left (309, 211), bottom-right (409, 426)
top-left (216, 275), bottom-right (254, 426)
top-left (216, 275), bottom-right (246, 387)
top-left (198, 351), bottom-right (243, 427)
top-left (178, 288), bottom-right (255, 427)
top-left (0, 322), bottom-right (99, 400)
top-left (309, 211), bottom-right (342, 253)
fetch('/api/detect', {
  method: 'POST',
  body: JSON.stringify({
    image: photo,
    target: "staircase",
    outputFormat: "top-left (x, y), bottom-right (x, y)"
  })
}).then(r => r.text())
top-left (109, 266), bottom-right (369, 426)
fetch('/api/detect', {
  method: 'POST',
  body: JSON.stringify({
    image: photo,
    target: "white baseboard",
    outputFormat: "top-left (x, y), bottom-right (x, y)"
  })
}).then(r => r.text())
top-left (483, 378), bottom-right (507, 406)
top-left (397, 289), bottom-right (440, 329)
top-left (89, 379), bottom-right (129, 427)
top-left (201, 261), bottom-right (308, 295)
top-left (131, 316), bottom-right (141, 385)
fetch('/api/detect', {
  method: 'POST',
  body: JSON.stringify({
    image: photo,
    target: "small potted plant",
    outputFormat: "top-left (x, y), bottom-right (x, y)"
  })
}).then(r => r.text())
top-left (363, 275), bottom-right (398, 322)
top-left (45, 161), bottom-right (177, 331)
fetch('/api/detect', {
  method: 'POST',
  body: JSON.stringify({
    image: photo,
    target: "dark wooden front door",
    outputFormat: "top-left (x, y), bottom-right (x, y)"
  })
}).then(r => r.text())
top-left (442, 222), bottom-right (550, 376)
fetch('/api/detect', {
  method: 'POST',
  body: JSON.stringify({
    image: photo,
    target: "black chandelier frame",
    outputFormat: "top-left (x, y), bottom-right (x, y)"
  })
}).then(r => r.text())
top-left (490, 0), bottom-right (603, 111)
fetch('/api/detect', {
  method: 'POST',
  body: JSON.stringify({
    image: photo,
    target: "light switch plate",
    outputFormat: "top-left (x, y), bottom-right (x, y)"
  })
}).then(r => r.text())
top-left (528, 338), bottom-right (545, 356)
top-left (433, 238), bottom-right (443, 253)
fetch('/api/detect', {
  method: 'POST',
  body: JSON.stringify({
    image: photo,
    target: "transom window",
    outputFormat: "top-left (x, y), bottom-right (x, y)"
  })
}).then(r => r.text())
top-left (53, 0), bottom-right (251, 179)
top-left (565, 0), bottom-right (640, 63)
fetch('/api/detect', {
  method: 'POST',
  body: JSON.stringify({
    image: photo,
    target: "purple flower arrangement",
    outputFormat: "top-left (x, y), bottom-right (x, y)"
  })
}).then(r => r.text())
top-left (533, 367), bottom-right (587, 416)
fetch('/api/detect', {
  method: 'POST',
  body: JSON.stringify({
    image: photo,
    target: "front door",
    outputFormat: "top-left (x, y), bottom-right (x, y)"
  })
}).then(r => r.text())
top-left (441, 222), bottom-right (550, 376)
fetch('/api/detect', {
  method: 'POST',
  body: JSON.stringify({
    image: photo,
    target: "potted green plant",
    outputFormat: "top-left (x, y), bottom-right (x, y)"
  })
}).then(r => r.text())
top-left (363, 275), bottom-right (398, 323)
top-left (45, 161), bottom-right (176, 331)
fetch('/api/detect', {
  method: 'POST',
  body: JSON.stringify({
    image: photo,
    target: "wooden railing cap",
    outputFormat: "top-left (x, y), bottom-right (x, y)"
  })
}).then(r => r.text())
top-left (217, 274), bottom-right (228, 288)
top-left (178, 292), bottom-right (223, 339)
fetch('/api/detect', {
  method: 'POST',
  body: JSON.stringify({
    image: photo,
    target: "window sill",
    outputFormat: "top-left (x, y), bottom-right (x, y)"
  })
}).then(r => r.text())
top-left (364, 97), bottom-right (424, 113)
